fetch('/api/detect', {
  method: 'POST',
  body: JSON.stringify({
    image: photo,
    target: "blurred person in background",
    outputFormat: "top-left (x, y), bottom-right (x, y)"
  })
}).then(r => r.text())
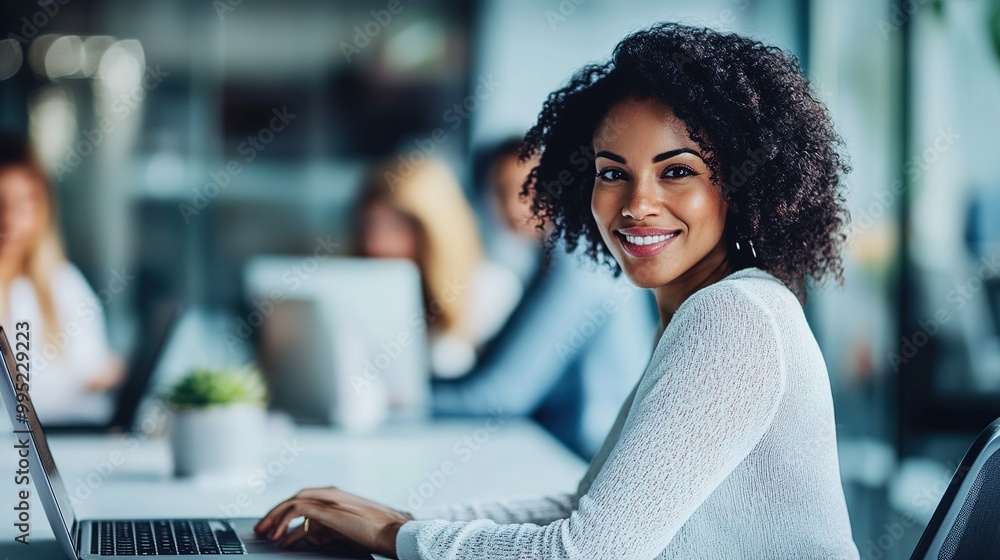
top-left (0, 133), bottom-right (124, 425)
top-left (355, 156), bottom-right (522, 379)
top-left (433, 138), bottom-right (657, 458)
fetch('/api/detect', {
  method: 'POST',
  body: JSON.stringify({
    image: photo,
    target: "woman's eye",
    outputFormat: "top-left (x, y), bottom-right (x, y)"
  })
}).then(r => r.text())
top-left (663, 166), bottom-right (696, 179)
top-left (596, 168), bottom-right (625, 182)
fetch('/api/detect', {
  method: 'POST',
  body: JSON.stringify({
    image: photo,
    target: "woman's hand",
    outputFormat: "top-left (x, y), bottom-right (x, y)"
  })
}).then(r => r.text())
top-left (254, 486), bottom-right (414, 558)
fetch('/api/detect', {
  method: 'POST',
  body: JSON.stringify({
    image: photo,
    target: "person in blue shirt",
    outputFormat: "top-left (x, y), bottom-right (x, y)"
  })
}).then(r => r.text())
top-left (432, 138), bottom-right (658, 458)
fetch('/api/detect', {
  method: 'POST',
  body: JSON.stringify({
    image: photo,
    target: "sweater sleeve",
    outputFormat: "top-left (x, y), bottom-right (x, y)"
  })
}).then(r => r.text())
top-left (396, 285), bottom-right (787, 560)
top-left (410, 494), bottom-right (576, 524)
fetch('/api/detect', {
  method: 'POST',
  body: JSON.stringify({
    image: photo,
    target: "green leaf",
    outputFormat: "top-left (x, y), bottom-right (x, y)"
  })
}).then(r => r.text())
top-left (164, 367), bottom-right (268, 410)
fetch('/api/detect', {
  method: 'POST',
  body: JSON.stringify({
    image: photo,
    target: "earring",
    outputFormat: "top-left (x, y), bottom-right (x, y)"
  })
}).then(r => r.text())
top-left (735, 239), bottom-right (757, 259)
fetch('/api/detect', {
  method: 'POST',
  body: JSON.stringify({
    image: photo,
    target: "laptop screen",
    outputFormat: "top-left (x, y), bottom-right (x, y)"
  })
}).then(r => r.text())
top-left (0, 327), bottom-right (78, 554)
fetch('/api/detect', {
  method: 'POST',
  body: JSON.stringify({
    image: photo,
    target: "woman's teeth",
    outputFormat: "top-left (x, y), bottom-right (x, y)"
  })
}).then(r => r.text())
top-left (623, 232), bottom-right (678, 246)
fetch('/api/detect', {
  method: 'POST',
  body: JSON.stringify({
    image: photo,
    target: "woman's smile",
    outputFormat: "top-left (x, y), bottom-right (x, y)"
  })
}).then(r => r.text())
top-left (615, 227), bottom-right (682, 258)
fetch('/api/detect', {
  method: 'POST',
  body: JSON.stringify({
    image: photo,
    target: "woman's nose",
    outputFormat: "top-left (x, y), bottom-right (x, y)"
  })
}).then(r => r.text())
top-left (621, 176), bottom-right (660, 220)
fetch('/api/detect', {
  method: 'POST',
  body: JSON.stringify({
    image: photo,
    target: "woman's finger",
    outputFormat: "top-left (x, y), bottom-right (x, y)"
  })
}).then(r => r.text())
top-left (255, 497), bottom-right (298, 534)
top-left (278, 519), bottom-right (348, 549)
top-left (277, 522), bottom-right (307, 549)
top-left (256, 487), bottom-right (338, 534)
top-left (305, 530), bottom-right (338, 547)
top-left (269, 498), bottom-right (330, 541)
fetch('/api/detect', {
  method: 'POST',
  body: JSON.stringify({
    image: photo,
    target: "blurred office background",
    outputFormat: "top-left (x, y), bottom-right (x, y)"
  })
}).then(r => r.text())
top-left (1, 0), bottom-right (1000, 557)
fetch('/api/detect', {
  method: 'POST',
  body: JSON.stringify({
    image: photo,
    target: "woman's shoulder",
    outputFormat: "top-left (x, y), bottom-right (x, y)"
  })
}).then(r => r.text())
top-left (657, 267), bottom-right (801, 354)
top-left (49, 262), bottom-right (103, 305)
top-left (675, 267), bottom-right (798, 324)
top-left (51, 261), bottom-right (93, 289)
top-left (647, 267), bottom-right (791, 399)
top-left (10, 261), bottom-right (89, 297)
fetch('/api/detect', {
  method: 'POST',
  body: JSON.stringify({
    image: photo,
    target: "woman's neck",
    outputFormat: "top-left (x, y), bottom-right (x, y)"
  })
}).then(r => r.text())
top-left (653, 245), bottom-right (736, 332)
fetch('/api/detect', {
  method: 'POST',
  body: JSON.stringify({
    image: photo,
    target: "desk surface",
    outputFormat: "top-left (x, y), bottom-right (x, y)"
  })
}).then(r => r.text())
top-left (0, 419), bottom-right (586, 554)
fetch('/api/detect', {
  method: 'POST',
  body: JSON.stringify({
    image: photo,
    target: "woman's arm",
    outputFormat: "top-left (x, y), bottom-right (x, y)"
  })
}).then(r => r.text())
top-left (58, 264), bottom-right (124, 391)
top-left (409, 494), bottom-right (576, 525)
top-left (397, 286), bottom-right (787, 559)
top-left (255, 285), bottom-right (786, 559)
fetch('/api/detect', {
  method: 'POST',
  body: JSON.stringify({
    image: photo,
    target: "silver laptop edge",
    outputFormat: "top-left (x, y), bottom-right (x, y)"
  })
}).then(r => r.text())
top-left (0, 326), bottom-right (79, 559)
top-left (0, 326), bottom-right (373, 559)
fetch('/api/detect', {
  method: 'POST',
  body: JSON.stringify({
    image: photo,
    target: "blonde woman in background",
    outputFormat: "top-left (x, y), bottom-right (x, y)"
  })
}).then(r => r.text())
top-left (356, 157), bottom-right (521, 378)
top-left (0, 133), bottom-right (124, 425)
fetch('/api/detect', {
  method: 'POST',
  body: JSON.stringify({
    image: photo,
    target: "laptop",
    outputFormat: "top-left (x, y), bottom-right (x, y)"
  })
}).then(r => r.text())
top-left (44, 300), bottom-right (183, 434)
top-left (0, 327), bottom-right (373, 559)
top-left (243, 257), bottom-right (430, 426)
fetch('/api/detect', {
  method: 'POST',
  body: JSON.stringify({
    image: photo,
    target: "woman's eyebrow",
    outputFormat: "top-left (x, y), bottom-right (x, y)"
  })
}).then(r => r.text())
top-left (595, 150), bottom-right (626, 164)
top-left (652, 147), bottom-right (702, 162)
top-left (595, 147), bottom-right (703, 164)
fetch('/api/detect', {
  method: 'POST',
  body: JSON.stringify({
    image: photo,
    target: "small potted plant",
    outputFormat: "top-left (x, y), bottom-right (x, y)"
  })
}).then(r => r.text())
top-left (165, 366), bottom-right (268, 479)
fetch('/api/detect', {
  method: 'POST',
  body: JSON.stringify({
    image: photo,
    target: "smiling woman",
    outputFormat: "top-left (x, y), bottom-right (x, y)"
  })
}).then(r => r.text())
top-left (255, 22), bottom-right (858, 559)
top-left (524, 25), bottom-right (851, 310)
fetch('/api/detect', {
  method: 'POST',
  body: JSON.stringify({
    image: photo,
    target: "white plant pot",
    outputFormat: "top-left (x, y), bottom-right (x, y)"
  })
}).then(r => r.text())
top-left (169, 403), bottom-right (266, 480)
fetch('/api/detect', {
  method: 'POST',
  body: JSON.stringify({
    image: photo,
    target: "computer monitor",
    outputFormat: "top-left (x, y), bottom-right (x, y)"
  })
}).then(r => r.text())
top-left (243, 257), bottom-right (430, 425)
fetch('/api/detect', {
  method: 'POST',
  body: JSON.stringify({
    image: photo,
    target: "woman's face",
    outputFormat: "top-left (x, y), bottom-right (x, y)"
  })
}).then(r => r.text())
top-left (0, 166), bottom-right (45, 256)
top-left (360, 201), bottom-right (420, 261)
top-left (590, 97), bottom-right (729, 289)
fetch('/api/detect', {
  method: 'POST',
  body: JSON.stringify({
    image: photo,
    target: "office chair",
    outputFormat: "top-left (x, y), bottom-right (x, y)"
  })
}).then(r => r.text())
top-left (910, 417), bottom-right (1000, 559)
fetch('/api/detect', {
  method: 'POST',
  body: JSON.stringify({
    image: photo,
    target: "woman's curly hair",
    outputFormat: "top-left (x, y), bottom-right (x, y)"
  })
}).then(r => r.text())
top-left (521, 22), bottom-right (850, 302)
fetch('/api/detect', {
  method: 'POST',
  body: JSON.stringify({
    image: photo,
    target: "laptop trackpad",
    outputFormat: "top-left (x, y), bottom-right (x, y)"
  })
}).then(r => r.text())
top-left (229, 518), bottom-right (374, 559)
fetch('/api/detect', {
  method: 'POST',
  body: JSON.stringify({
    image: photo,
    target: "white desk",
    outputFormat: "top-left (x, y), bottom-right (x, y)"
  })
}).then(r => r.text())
top-left (0, 419), bottom-right (586, 557)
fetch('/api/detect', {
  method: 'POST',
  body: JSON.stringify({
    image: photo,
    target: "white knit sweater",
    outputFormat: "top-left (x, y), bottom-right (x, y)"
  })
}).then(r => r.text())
top-left (397, 267), bottom-right (859, 559)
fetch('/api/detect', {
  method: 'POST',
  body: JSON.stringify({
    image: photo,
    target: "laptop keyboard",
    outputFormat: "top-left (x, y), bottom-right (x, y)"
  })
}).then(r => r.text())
top-left (92, 519), bottom-right (246, 555)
